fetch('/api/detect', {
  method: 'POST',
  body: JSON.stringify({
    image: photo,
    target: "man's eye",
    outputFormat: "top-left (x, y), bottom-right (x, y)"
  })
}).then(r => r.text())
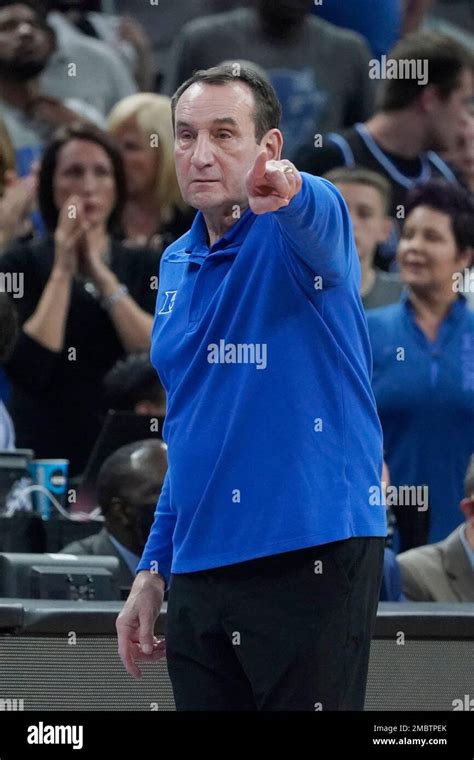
top-left (179, 133), bottom-right (193, 141)
top-left (217, 132), bottom-right (232, 139)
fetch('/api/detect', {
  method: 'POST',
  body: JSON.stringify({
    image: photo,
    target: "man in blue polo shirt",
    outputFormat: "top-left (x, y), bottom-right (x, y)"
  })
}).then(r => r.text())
top-left (116, 64), bottom-right (387, 711)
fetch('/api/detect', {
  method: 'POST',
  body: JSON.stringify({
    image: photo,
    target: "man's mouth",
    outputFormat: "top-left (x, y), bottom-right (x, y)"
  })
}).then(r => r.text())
top-left (15, 45), bottom-right (38, 57)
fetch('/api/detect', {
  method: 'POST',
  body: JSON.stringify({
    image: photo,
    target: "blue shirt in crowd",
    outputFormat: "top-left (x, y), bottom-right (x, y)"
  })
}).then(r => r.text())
top-left (312, 0), bottom-right (401, 59)
top-left (137, 174), bottom-right (387, 585)
top-left (367, 293), bottom-right (474, 545)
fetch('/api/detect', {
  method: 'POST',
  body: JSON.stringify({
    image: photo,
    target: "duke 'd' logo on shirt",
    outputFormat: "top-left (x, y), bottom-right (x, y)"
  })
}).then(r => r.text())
top-left (158, 290), bottom-right (177, 315)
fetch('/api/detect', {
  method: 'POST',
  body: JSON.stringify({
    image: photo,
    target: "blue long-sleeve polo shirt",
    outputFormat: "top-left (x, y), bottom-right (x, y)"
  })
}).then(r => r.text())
top-left (137, 173), bottom-right (387, 584)
top-left (367, 293), bottom-right (474, 546)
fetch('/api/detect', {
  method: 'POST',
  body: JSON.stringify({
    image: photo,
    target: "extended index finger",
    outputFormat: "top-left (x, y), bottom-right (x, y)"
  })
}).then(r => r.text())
top-left (250, 150), bottom-right (268, 181)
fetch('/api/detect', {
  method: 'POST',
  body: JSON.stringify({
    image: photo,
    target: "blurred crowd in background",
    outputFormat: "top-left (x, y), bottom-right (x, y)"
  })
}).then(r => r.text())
top-left (0, 0), bottom-right (473, 603)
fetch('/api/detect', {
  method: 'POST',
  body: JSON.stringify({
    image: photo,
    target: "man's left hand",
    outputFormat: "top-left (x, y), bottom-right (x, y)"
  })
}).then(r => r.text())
top-left (245, 152), bottom-right (302, 215)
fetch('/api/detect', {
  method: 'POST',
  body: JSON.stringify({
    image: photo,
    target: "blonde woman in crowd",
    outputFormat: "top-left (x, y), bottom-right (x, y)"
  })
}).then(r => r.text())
top-left (107, 93), bottom-right (191, 251)
top-left (0, 117), bottom-right (37, 252)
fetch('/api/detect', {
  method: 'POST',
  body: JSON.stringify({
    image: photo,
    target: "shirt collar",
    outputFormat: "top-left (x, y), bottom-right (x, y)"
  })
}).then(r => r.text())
top-left (107, 532), bottom-right (141, 575)
top-left (459, 523), bottom-right (474, 571)
top-left (184, 206), bottom-right (255, 258)
top-left (402, 289), bottom-right (467, 324)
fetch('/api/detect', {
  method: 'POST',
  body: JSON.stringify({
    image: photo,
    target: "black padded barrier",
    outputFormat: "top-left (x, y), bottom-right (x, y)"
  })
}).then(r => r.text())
top-left (0, 600), bottom-right (473, 711)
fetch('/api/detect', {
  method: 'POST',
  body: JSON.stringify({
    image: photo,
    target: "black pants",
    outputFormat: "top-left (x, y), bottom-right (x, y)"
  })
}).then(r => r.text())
top-left (165, 537), bottom-right (384, 711)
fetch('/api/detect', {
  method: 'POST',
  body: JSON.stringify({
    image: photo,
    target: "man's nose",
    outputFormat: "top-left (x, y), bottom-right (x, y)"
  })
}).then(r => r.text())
top-left (191, 133), bottom-right (214, 169)
top-left (17, 21), bottom-right (35, 38)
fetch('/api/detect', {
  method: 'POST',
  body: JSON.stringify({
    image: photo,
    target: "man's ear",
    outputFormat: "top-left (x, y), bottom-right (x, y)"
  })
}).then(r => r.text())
top-left (259, 129), bottom-right (284, 161)
top-left (109, 497), bottom-right (129, 525)
top-left (460, 496), bottom-right (474, 521)
top-left (418, 84), bottom-right (440, 116)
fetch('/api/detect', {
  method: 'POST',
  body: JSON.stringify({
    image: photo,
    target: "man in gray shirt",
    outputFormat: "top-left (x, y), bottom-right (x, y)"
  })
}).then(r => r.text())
top-left (41, 8), bottom-right (136, 118)
top-left (164, 0), bottom-right (375, 160)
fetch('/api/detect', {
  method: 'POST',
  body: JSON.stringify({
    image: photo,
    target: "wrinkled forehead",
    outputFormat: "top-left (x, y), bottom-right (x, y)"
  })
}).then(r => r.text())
top-left (175, 81), bottom-right (256, 130)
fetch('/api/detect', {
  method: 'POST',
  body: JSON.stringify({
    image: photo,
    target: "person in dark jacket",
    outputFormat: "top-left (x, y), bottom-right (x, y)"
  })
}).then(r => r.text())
top-left (61, 439), bottom-right (168, 592)
top-left (0, 124), bottom-right (160, 474)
